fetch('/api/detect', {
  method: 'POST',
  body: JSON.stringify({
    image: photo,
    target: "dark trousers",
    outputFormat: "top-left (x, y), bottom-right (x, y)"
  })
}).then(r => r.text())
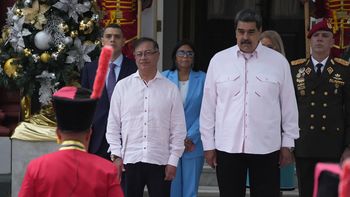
top-left (124, 162), bottom-right (171, 197)
top-left (295, 157), bottom-right (338, 197)
top-left (216, 150), bottom-right (280, 197)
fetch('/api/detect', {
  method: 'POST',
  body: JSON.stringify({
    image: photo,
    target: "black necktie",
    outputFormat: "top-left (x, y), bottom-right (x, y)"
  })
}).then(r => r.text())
top-left (107, 63), bottom-right (117, 100)
top-left (316, 63), bottom-right (323, 77)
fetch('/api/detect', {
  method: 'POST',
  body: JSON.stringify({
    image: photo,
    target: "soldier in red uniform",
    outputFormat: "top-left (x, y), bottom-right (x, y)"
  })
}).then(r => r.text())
top-left (18, 47), bottom-right (124, 197)
top-left (18, 86), bottom-right (124, 197)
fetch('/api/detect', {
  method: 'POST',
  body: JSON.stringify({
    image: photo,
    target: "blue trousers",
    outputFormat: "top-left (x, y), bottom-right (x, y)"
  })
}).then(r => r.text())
top-left (170, 156), bottom-right (204, 197)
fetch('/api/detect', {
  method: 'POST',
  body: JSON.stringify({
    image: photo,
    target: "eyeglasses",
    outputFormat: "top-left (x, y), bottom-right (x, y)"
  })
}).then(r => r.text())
top-left (134, 50), bottom-right (158, 58)
top-left (176, 50), bottom-right (194, 58)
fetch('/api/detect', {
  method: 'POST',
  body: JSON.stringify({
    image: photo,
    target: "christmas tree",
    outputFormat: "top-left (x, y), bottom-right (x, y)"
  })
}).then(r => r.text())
top-left (0, 0), bottom-right (101, 111)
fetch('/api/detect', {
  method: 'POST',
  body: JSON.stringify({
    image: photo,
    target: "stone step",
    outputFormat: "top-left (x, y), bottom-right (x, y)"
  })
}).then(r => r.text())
top-left (199, 164), bottom-right (217, 186)
top-left (143, 186), bottom-right (299, 197)
top-left (197, 186), bottom-right (299, 197)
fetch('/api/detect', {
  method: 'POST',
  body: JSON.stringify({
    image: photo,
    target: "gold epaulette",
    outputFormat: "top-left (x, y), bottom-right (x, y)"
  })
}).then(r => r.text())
top-left (291, 58), bottom-right (307, 66)
top-left (334, 57), bottom-right (349, 66)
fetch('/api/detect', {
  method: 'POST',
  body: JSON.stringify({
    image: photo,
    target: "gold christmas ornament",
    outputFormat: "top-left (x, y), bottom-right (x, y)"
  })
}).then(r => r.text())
top-left (3, 58), bottom-right (19, 78)
top-left (70, 30), bottom-right (78, 38)
top-left (58, 23), bottom-right (69, 33)
top-left (84, 20), bottom-right (94, 34)
top-left (94, 40), bottom-right (101, 46)
top-left (23, 48), bottom-right (32, 56)
top-left (40, 52), bottom-right (51, 63)
top-left (79, 20), bottom-right (87, 31)
top-left (15, 9), bottom-right (24, 16)
top-left (57, 43), bottom-right (65, 53)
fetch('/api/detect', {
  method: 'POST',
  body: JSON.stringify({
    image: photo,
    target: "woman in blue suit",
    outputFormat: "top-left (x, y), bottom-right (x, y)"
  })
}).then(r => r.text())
top-left (162, 41), bottom-right (206, 197)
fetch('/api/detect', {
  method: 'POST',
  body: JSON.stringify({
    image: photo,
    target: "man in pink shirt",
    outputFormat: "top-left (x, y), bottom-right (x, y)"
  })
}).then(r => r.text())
top-left (200, 9), bottom-right (299, 197)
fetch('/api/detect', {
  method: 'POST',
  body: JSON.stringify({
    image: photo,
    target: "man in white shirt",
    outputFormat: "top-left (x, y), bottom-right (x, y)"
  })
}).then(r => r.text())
top-left (200, 9), bottom-right (299, 197)
top-left (106, 37), bottom-right (186, 197)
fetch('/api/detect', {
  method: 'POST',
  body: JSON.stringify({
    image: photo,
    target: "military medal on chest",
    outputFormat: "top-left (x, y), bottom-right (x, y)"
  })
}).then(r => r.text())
top-left (296, 67), bottom-right (306, 96)
top-left (329, 73), bottom-right (345, 94)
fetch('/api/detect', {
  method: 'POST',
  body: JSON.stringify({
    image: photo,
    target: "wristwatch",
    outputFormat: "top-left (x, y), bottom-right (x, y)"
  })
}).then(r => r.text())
top-left (110, 154), bottom-right (121, 162)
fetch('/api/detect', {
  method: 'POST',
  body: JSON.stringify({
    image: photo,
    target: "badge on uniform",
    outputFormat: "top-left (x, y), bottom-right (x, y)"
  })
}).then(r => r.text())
top-left (329, 73), bottom-right (345, 95)
top-left (305, 67), bottom-right (312, 75)
top-left (327, 67), bottom-right (334, 75)
top-left (296, 67), bottom-right (306, 95)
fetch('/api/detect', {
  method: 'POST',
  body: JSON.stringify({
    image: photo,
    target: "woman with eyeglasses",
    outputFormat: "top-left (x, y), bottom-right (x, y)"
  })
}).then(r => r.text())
top-left (162, 41), bottom-right (206, 197)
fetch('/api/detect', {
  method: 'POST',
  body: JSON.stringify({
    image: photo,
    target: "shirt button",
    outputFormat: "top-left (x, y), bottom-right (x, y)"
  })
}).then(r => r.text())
top-left (310, 114), bottom-right (315, 118)
top-left (322, 115), bottom-right (326, 119)
top-left (310, 102), bottom-right (315, 106)
top-left (144, 123), bottom-right (147, 125)
top-left (321, 126), bottom-right (326, 131)
top-left (310, 125), bottom-right (315, 130)
top-left (311, 90), bottom-right (315, 95)
top-left (324, 91), bottom-right (328, 96)
top-left (144, 147), bottom-right (146, 149)
top-left (144, 110), bottom-right (147, 112)
top-left (337, 128), bottom-right (340, 131)
top-left (323, 103), bottom-right (327, 107)
top-left (145, 97), bottom-right (148, 99)
top-left (144, 135), bottom-right (146, 138)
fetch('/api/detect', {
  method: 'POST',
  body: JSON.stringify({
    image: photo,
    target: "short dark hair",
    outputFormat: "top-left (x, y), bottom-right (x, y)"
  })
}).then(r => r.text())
top-left (101, 23), bottom-right (123, 37)
top-left (132, 37), bottom-right (159, 51)
top-left (234, 9), bottom-right (262, 30)
top-left (170, 40), bottom-right (200, 72)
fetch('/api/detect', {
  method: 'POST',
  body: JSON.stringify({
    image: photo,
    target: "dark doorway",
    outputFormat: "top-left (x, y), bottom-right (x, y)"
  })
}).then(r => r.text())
top-left (180, 0), bottom-right (306, 71)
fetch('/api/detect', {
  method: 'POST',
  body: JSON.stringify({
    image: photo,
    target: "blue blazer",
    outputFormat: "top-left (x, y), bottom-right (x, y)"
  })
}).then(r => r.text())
top-left (162, 69), bottom-right (206, 158)
top-left (81, 56), bottom-right (137, 156)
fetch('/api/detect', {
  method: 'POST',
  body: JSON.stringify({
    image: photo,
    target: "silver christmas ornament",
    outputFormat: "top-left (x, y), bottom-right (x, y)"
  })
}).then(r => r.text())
top-left (34, 31), bottom-right (52, 50)
top-left (12, 15), bottom-right (20, 21)
top-left (83, 1), bottom-right (91, 8)
top-left (52, 52), bottom-right (59, 60)
top-left (63, 36), bottom-right (73, 46)
top-left (24, 0), bottom-right (33, 7)
top-left (91, 14), bottom-right (99, 22)
top-left (32, 54), bottom-right (40, 62)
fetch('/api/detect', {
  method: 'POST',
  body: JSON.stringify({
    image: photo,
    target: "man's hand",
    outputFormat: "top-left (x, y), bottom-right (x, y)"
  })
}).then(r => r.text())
top-left (164, 165), bottom-right (177, 181)
top-left (112, 158), bottom-right (124, 182)
top-left (184, 138), bottom-right (195, 152)
top-left (340, 147), bottom-right (350, 165)
top-left (279, 147), bottom-right (294, 167)
top-left (204, 150), bottom-right (217, 169)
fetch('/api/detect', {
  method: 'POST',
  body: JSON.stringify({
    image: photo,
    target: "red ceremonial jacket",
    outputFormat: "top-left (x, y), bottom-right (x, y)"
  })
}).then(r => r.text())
top-left (18, 149), bottom-right (123, 197)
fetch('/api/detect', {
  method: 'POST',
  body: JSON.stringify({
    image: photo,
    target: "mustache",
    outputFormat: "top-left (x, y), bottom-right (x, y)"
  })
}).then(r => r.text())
top-left (240, 40), bottom-right (251, 45)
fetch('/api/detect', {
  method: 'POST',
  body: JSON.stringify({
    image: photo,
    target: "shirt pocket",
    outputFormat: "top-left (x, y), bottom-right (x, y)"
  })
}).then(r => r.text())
top-left (255, 74), bottom-right (279, 99)
top-left (216, 73), bottom-right (241, 100)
